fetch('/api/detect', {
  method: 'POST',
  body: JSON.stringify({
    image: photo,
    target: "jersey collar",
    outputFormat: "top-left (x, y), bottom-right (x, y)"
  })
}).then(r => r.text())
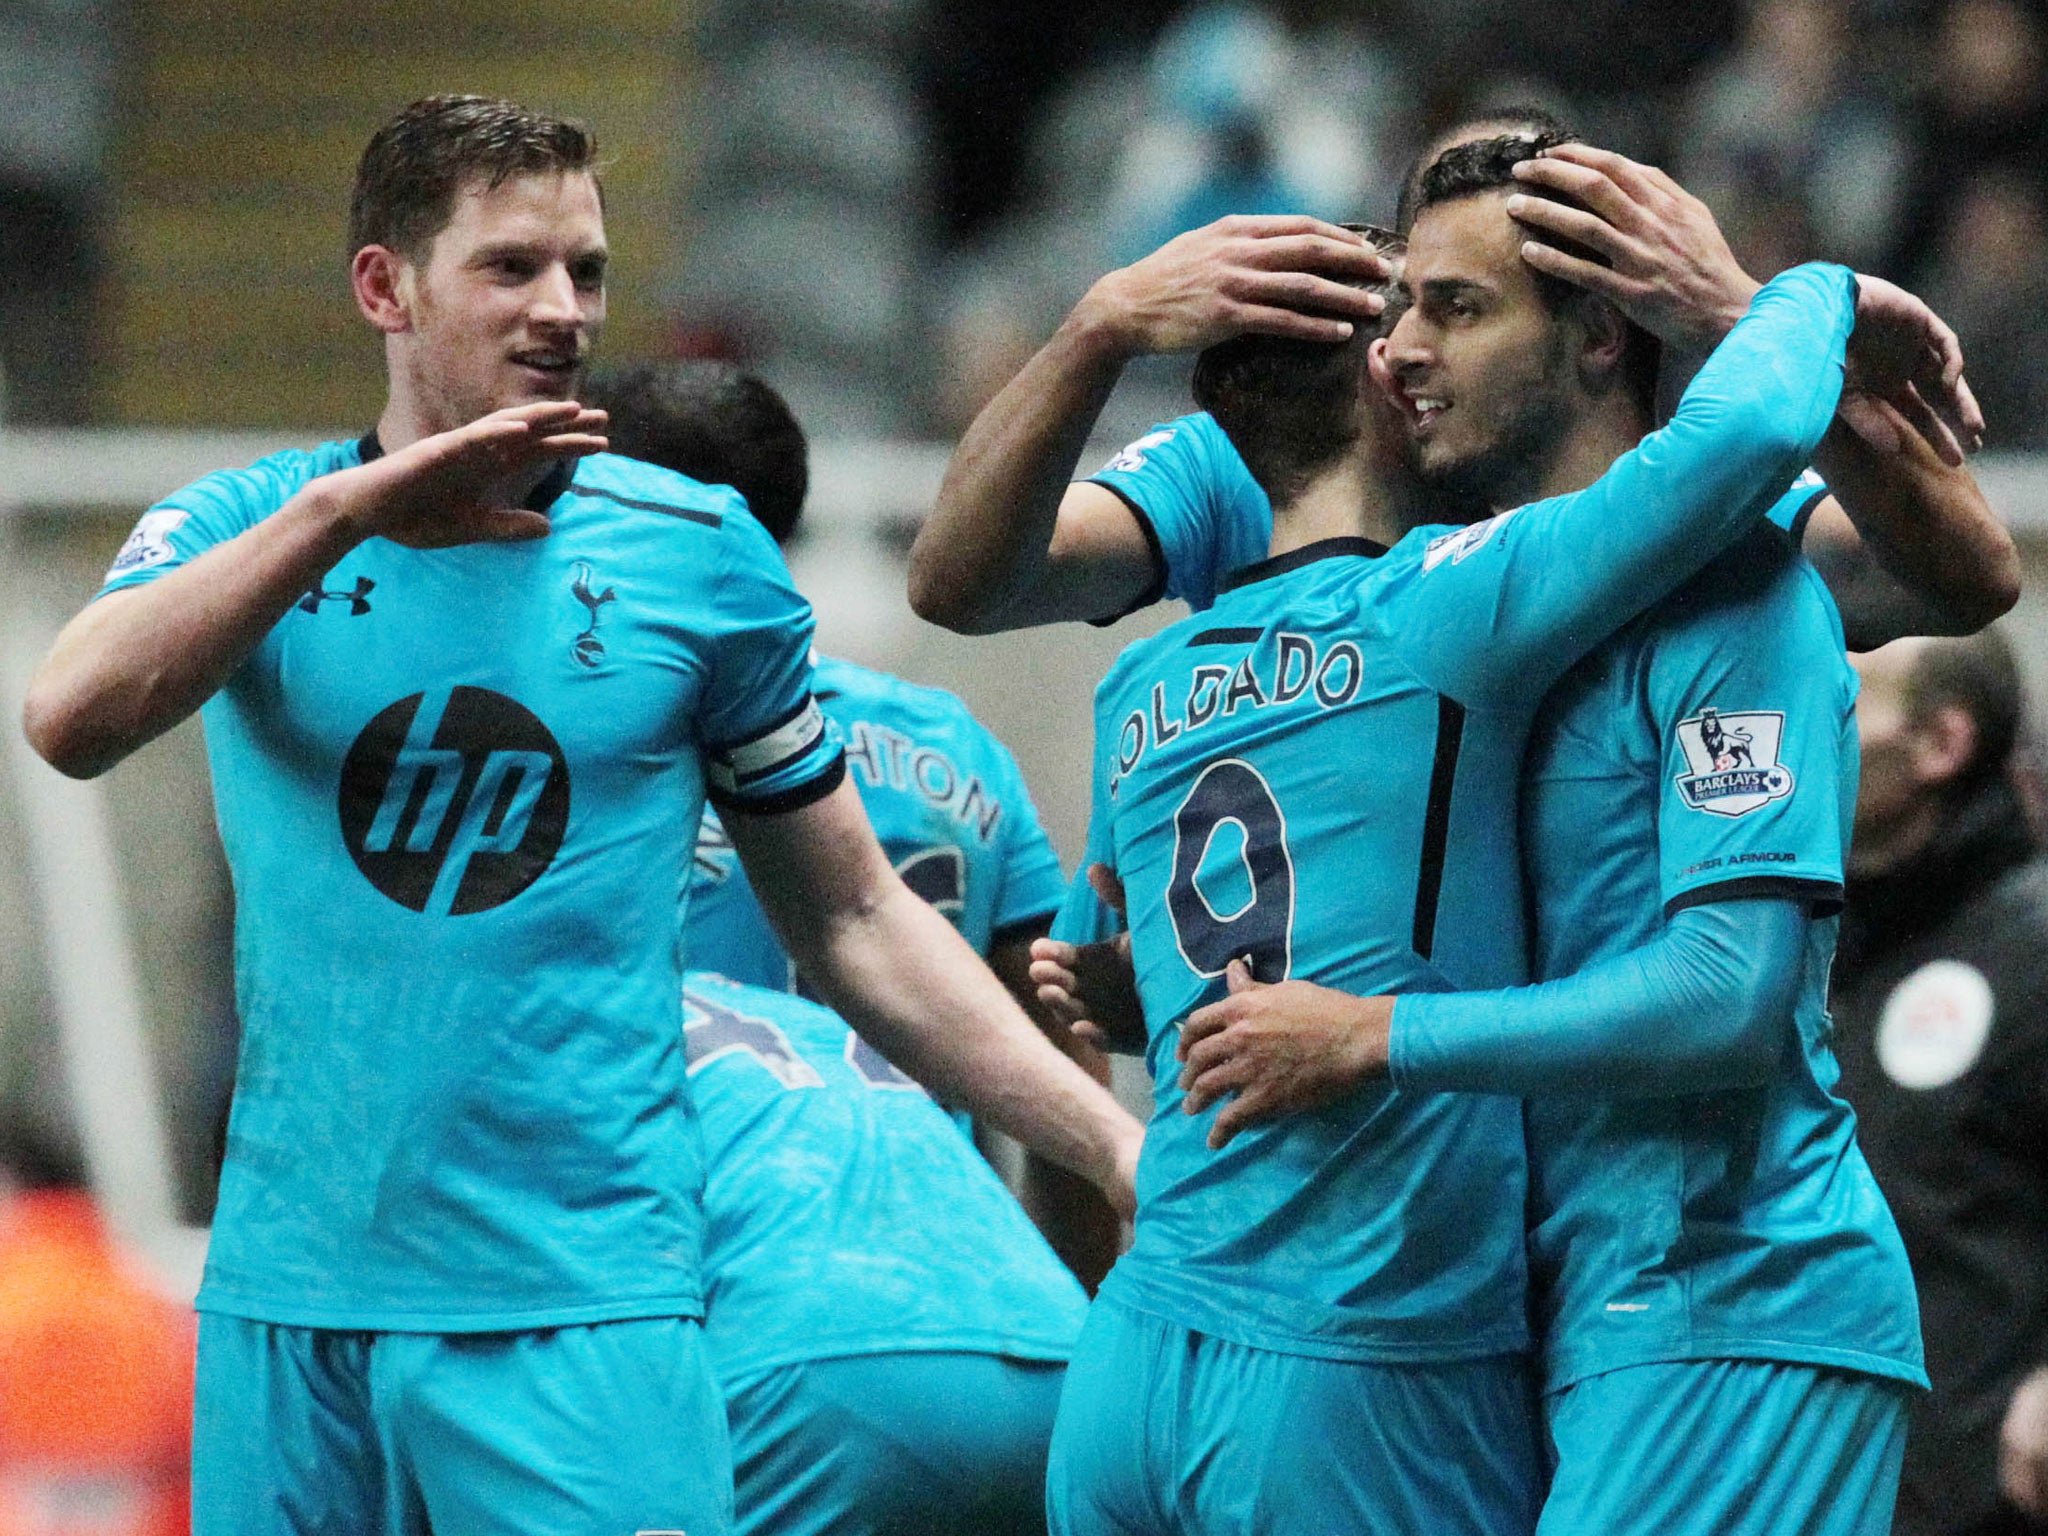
top-left (355, 430), bottom-right (576, 512)
top-left (1218, 535), bottom-right (1390, 594)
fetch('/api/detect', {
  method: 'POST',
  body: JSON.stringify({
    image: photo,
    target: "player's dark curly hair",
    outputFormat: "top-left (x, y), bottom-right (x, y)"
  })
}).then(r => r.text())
top-left (349, 95), bottom-right (599, 259)
top-left (1191, 225), bottom-right (1404, 509)
top-left (1411, 131), bottom-right (1660, 414)
top-left (584, 361), bottom-right (811, 545)
top-left (1394, 104), bottom-right (1575, 235)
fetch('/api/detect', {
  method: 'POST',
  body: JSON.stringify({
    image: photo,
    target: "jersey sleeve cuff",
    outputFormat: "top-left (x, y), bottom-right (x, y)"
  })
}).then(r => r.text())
top-left (1083, 481), bottom-right (1169, 626)
top-left (1664, 873), bottom-right (1843, 920)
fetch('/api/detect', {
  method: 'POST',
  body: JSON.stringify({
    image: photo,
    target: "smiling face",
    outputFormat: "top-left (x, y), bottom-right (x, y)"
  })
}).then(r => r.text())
top-left (389, 170), bottom-right (608, 434)
top-left (1377, 191), bottom-right (1579, 511)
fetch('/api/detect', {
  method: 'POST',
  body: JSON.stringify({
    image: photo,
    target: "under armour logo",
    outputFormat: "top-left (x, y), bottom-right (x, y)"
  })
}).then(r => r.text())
top-left (299, 576), bottom-right (374, 615)
top-left (570, 561), bottom-right (616, 667)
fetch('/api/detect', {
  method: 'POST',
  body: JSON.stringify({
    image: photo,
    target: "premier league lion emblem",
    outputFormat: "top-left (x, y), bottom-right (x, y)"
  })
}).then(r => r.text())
top-left (1674, 707), bottom-right (1795, 817)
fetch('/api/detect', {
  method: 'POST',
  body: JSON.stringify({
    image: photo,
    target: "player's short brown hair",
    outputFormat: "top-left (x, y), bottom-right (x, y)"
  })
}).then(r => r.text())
top-left (1192, 225), bottom-right (1404, 508)
top-left (348, 94), bottom-right (598, 259)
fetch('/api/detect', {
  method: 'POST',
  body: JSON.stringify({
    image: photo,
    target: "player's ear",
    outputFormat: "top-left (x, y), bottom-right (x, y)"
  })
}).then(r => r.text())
top-left (1573, 296), bottom-right (1629, 389)
top-left (351, 245), bottom-right (416, 335)
top-left (1910, 703), bottom-right (1978, 788)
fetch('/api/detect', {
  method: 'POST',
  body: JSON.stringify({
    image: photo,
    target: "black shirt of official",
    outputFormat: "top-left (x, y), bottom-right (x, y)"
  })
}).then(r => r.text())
top-left (1834, 775), bottom-right (2048, 1536)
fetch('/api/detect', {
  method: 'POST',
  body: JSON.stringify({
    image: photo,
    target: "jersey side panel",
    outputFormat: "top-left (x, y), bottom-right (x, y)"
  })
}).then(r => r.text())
top-left (1523, 533), bottom-right (1925, 1391)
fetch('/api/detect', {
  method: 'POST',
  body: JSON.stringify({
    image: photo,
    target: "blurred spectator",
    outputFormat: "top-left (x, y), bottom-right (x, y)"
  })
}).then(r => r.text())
top-left (1891, 0), bottom-right (2048, 280)
top-left (1682, 0), bottom-right (1909, 270)
top-left (1922, 168), bottom-right (2048, 448)
top-left (1105, 4), bottom-right (1338, 260)
top-left (1834, 630), bottom-right (2048, 1536)
top-left (0, 1124), bottom-right (192, 1536)
top-left (0, 0), bottom-right (116, 423)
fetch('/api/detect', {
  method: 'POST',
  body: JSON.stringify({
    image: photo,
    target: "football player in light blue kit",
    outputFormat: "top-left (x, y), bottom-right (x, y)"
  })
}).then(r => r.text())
top-left (1049, 249), bottom-right (1896, 1535)
top-left (587, 359), bottom-right (1119, 1285)
top-left (1143, 141), bottom-right (2002, 1536)
top-left (21, 97), bottom-right (1142, 1536)
top-left (681, 971), bottom-right (1089, 1536)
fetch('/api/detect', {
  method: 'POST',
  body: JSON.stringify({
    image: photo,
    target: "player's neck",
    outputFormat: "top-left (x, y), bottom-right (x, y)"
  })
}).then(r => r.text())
top-left (1527, 396), bottom-right (1652, 502)
top-left (1269, 457), bottom-right (1405, 558)
top-left (374, 381), bottom-right (556, 501)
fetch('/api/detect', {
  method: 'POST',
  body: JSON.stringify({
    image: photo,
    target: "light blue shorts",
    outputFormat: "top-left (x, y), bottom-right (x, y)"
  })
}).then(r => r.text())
top-left (192, 1312), bottom-right (732, 1536)
top-left (1539, 1358), bottom-right (1911, 1536)
top-left (1047, 1297), bottom-right (1543, 1536)
top-left (725, 1350), bottom-right (1066, 1536)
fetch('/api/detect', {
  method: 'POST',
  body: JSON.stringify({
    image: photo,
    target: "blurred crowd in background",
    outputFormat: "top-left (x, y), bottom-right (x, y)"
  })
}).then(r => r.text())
top-left (680, 0), bottom-right (2048, 443)
top-left (1, 0), bottom-right (2045, 442)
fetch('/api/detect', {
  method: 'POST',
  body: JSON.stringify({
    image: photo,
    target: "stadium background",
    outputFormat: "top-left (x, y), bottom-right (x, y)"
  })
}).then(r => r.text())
top-left (0, 0), bottom-right (2042, 1293)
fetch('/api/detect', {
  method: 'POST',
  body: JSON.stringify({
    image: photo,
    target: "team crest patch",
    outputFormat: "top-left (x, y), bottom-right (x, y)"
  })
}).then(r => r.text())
top-left (1101, 428), bottom-right (1174, 475)
top-left (1423, 509), bottom-right (1518, 571)
top-left (106, 508), bottom-right (188, 577)
top-left (1673, 708), bottom-right (1794, 817)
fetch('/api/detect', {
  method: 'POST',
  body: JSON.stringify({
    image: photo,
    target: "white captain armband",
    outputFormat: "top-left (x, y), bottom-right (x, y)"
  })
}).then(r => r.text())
top-left (707, 695), bottom-right (831, 798)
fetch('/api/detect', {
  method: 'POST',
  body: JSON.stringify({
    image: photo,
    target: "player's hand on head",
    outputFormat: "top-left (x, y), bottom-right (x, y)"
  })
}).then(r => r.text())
top-left (1176, 965), bottom-right (1393, 1149)
top-left (1506, 143), bottom-right (1759, 355)
top-left (1847, 275), bottom-right (1985, 464)
top-left (347, 400), bottom-right (610, 549)
top-left (1077, 215), bottom-right (1389, 357)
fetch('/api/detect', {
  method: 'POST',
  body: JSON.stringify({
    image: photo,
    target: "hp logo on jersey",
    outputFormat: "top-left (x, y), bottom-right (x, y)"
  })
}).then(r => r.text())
top-left (339, 687), bottom-right (570, 914)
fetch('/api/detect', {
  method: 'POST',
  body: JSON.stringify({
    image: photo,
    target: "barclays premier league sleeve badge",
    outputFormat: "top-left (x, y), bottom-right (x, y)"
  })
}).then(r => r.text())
top-left (1673, 707), bottom-right (1795, 817)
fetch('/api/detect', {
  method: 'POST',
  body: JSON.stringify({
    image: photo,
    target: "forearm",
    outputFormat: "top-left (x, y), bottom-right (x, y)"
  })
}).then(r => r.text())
top-left (23, 485), bottom-right (361, 777)
top-left (795, 880), bottom-right (1141, 1195)
top-left (1809, 415), bottom-right (2019, 648)
top-left (1391, 899), bottom-right (1805, 1097)
top-left (909, 305), bottom-right (1134, 634)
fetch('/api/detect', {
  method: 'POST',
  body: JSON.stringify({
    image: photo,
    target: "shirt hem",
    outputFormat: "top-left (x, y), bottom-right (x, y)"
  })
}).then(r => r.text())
top-left (194, 1288), bottom-right (705, 1334)
top-left (1544, 1336), bottom-right (1929, 1396)
top-left (714, 1330), bottom-right (1080, 1387)
top-left (1102, 1270), bottom-right (1529, 1364)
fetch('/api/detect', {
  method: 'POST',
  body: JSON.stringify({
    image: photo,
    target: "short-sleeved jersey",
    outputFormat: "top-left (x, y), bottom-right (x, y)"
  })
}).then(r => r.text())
top-left (1094, 421), bottom-right (1828, 617)
top-left (1519, 525), bottom-right (1927, 1393)
top-left (101, 440), bottom-right (844, 1331)
top-left (681, 972), bottom-right (1088, 1384)
top-left (1085, 412), bottom-right (1271, 613)
top-left (686, 656), bottom-right (1065, 991)
top-left (1085, 263), bottom-right (1858, 1362)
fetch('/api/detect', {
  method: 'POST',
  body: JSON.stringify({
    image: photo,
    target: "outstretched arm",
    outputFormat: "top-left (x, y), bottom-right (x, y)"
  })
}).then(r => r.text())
top-left (728, 778), bottom-right (1143, 1214)
top-left (23, 402), bottom-right (604, 778)
top-left (1172, 900), bottom-right (1804, 1147)
top-left (909, 217), bottom-right (1385, 634)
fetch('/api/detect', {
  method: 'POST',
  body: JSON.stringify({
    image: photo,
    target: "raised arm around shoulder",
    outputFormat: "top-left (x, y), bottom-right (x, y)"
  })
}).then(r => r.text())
top-left (1806, 402), bottom-right (2019, 650)
top-left (1398, 264), bottom-right (1856, 702)
top-left (724, 776), bottom-right (1143, 1212)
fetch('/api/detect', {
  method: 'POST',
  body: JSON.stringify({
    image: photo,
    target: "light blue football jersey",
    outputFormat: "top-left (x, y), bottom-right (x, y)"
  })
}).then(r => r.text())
top-left (681, 971), bottom-right (1089, 1383)
top-left (100, 440), bottom-right (844, 1331)
top-left (1092, 413), bottom-right (1830, 615)
top-left (687, 656), bottom-right (1065, 990)
top-left (1084, 263), bottom-right (1858, 1362)
top-left (1087, 411), bottom-right (1272, 614)
top-left (1519, 524), bottom-right (1926, 1392)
